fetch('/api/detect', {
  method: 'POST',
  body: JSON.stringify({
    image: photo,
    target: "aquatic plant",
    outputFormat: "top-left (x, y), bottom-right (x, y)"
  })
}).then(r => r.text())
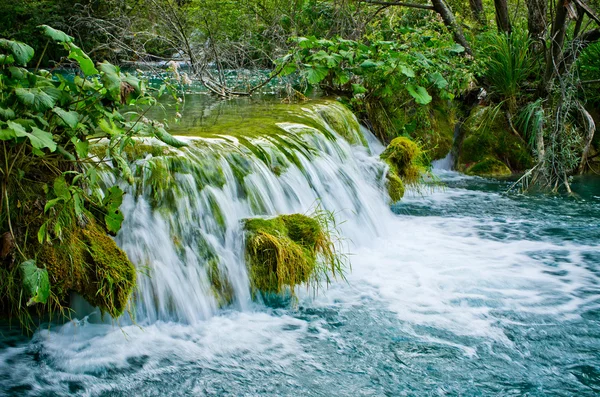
top-left (244, 209), bottom-right (347, 296)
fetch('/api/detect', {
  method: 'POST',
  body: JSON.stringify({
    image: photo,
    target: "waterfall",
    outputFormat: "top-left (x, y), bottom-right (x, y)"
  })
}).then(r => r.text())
top-left (113, 100), bottom-right (393, 324)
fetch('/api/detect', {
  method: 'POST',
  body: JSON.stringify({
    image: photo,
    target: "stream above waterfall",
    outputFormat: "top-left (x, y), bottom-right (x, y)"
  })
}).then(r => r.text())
top-left (1, 97), bottom-right (599, 396)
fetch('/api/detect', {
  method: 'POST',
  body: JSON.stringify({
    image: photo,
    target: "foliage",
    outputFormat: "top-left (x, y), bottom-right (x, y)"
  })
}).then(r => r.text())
top-left (479, 29), bottom-right (533, 110)
top-left (244, 208), bottom-right (347, 296)
top-left (0, 27), bottom-right (181, 327)
top-left (577, 41), bottom-right (600, 105)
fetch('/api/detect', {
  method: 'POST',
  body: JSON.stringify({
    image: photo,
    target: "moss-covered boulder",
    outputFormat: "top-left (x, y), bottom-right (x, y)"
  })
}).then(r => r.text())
top-left (466, 157), bottom-right (512, 177)
top-left (243, 213), bottom-right (343, 295)
top-left (38, 220), bottom-right (136, 318)
top-left (379, 136), bottom-right (425, 202)
top-left (458, 106), bottom-right (533, 174)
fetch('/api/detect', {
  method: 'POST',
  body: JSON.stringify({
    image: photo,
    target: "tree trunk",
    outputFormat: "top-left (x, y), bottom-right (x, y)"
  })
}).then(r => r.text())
top-left (469, 0), bottom-right (486, 25)
top-left (494, 0), bottom-right (512, 33)
top-left (543, 0), bottom-right (570, 87)
top-left (526, 0), bottom-right (547, 43)
top-left (431, 0), bottom-right (473, 55)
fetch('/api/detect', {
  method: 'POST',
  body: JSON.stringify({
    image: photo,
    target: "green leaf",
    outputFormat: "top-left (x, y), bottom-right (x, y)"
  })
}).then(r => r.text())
top-left (360, 59), bottom-right (379, 69)
top-left (280, 63), bottom-right (297, 77)
top-left (449, 44), bottom-right (465, 54)
top-left (153, 126), bottom-right (187, 148)
top-left (0, 54), bottom-right (14, 65)
top-left (44, 198), bottom-right (62, 213)
top-left (29, 127), bottom-right (57, 151)
top-left (352, 84), bottom-right (368, 94)
top-left (306, 66), bottom-right (329, 84)
top-left (98, 61), bottom-right (121, 100)
top-left (52, 107), bottom-right (79, 128)
top-left (0, 128), bottom-right (16, 140)
top-left (428, 72), bottom-right (448, 89)
top-left (68, 43), bottom-right (98, 76)
top-left (103, 186), bottom-right (124, 234)
top-left (0, 107), bottom-right (16, 121)
top-left (37, 222), bottom-right (48, 244)
top-left (75, 140), bottom-right (89, 158)
top-left (407, 84), bottom-right (432, 105)
top-left (53, 176), bottom-right (71, 200)
top-left (19, 259), bottom-right (50, 306)
top-left (15, 87), bottom-right (57, 111)
top-left (0, 39), bottom-right (34, 66)
top-left (399, 65), bottom-right (415, 78)
top-left (38, 25), bottom-right (73, 43)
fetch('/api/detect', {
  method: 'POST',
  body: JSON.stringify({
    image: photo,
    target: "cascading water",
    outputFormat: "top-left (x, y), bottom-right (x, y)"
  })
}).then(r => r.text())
top-left (111, 100), bottom-right (390, 324)
top-left (1, 98), bottom-right (599, 396)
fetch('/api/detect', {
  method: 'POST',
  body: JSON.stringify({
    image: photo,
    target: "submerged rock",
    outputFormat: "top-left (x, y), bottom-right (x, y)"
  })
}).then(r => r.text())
top-left (243, 213), bottom-right (341, 295)
top-left (465, 157), bottom-right (512, 177)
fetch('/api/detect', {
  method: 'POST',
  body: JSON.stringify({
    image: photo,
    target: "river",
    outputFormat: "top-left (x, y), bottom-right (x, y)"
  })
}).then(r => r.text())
top-left (1, 97), bottom-right (599, 396)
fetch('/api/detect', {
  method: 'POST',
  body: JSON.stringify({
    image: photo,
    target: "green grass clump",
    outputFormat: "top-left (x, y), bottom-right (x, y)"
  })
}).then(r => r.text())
top-left (243, 210), bottom-right (347, 296)
top-left (466, 157), bottom-right (512, 177)
top-left (481, 29), bottom-right (532, 110)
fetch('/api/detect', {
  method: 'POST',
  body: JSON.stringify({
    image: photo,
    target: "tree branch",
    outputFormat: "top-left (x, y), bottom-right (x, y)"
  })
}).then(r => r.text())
top-left (362, 0), bottom-right (435, 10)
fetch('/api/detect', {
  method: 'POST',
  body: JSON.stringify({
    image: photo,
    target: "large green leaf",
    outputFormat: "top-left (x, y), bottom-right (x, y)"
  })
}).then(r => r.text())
top-left (19, 259), bottom-right (50, 306)
top-left (29, 127), bottom-right (57, 151)
top-left (52, 107), bottom-right (79, 128)
top-left (0, 107), bottom-right (16, 121)
top-left (98, 61), bottom-right (121, 100)
top-left (0, 39), bottom-right (34, 66)
top-left (39, 25), bottom-right (73, 43)
top-left (407, 84), bottom-right (432, 105)
top-left (15, 87), bottom-right (57, 111)
top-left (68, 43), bottom-right (98, 76)
top-left (428, 72), bottom-right (448, 89)
top-left (306, 66), bottom-right (329, 84)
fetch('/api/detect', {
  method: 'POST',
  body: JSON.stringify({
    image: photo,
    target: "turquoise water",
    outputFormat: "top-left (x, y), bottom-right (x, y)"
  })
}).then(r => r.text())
top-left (2, 172), bottom-right (598, 396)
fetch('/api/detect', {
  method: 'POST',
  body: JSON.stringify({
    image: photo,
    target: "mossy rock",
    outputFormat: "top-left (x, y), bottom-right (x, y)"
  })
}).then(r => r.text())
top-left (380, 136), bottom-right (424, 186)
top-left (466, 157), bottom-right (512, 177)
top-left (243, 213), bottom-right (339, 295)
top-left (458, 106), bottom-right (533, 172)
top-left (385, 172), bottom-right (405, 202)
top-left (38, 221), bottom-right (136, 318)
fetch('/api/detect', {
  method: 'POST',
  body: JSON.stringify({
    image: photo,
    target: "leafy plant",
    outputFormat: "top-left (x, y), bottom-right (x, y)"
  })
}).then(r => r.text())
top-left (0, 26), bottom-right (182, 323)
top-left (480, 29), bottom-right (532, 110)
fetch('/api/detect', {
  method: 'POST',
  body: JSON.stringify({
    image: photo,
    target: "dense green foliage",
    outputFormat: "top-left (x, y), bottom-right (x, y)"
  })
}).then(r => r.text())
top-left (0, 27), bottom-right (182, 328)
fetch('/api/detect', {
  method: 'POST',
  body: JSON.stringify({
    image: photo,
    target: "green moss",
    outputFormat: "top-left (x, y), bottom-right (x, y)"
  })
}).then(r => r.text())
top-left (459, 106), bottom-right (533, 172)
top-left (466, 157), bottom-right (512, 177)
top-left (243, 212), bottom-right (345, 295)
top-left (316, 103), bottom-right (368, 147)
top-left (380, 136), bottom-right (424, 186)
top-left (385, 172), bottom-right (405, 202)
top-left (207, 258), bottom-right (234, 307)
top-left (81, 224), bottom-right (136, 318)
top-left (38, 220), bottom-right (136, 318)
